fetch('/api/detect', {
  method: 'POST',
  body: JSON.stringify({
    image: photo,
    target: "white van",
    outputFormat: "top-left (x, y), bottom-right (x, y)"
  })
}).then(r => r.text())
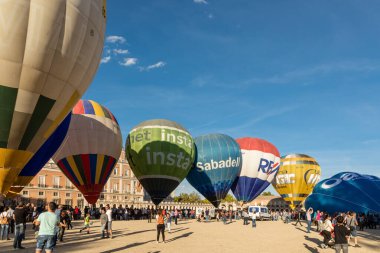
top-left (248, 206), bottom-right (271, 221)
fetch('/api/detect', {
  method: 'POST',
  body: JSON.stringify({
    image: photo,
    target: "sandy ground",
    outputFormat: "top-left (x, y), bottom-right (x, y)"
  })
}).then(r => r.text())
top-left (0, 219), bottom-right (379, 253)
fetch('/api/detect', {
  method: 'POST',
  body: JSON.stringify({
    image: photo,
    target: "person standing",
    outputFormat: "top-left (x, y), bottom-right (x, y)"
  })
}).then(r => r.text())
top-left (147, 208), bottom-right (152, 223)
top-left (74, 206), bottom-right (79, 220)
top-left (106, 205), bottom-right (113, 239)
top-left (306, 208), bottom-right (313, 233)
top-left (174, 209), bottom-right (178, 225)
top-left (13, 202), bottom-right (27, 249)
top-left (346, 212), bottom-right (360, 248)
top-left (316, 210), bottom-right (321, 231)
top-left (242, 209), bottom-right (249, 225)
top-left (7, 206), bottom-right (15, 235)
top-left (334, 216), bottom-right (350, 253)
top-left (166, 213), bottom-right (172, 233)
top-left (55, 205), bottom-right (62, 240)
top-left (100, 208), bottom-right (108, 239)
top-left (0, 207), bottom-right (10, 240)
top-left (205, 209), bottom-right (209, 222)
top-left (156, 210), bottom-right (165, 243)
top-left (251, 211), bottom-right (257, 228)
top-left (34, 202), bottom-right (59, 253)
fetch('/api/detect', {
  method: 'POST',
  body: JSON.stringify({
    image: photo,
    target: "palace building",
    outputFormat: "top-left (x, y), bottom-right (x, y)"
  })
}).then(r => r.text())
top-left (10, 150), bottom-right (144, 208)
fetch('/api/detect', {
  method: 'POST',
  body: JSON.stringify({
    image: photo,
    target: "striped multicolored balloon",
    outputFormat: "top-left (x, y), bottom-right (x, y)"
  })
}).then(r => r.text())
top-left (0, 0), bottom-right (106, 194)
top-left (53, 100), bottom-right (122, 204)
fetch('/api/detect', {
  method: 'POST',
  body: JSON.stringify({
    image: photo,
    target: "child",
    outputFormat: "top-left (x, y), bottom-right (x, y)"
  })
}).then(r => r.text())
top-left (79, 213), bottom-right (91, 234)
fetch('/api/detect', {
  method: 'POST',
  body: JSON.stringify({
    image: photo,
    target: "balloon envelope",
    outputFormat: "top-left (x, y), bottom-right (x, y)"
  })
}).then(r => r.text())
top-left (0, 0), bottom-right (106, 194)
top-left (6, 112), bottom-right (72, 197)
top-left (53, 100), bottom-right (122, 204)
top-left (272, 154), bottom-right (321, 209)
top-left (305, 172), bottom-right (380, 214)
top-left (231, 138), bottom-right (280, 203)
top-left (125, 119), bottom-right (195, 205)
top-left (187, 134), bottom-right (242, 208)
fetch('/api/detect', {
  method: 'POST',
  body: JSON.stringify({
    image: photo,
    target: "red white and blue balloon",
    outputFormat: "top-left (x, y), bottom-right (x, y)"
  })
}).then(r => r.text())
top-left (231, 138), bottom-right (280, 203)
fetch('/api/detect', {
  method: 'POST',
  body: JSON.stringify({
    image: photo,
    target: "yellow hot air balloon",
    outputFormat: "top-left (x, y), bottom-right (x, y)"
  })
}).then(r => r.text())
top-left (0, 0), bottom-right (106, 194)
top-left (272, 154), bottom-right (321, 210)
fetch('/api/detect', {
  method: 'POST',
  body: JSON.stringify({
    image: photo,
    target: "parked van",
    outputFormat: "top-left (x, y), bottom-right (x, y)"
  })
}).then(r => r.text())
top-left (248, 206), bottom-right (271, 220)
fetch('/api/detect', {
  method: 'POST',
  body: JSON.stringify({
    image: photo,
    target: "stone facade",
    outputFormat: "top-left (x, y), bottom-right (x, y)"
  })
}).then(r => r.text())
top-left (10, 150), bottom-right (144, 208)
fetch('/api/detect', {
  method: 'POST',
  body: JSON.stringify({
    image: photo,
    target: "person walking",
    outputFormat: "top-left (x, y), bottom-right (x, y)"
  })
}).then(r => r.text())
top-left (79, 213), bottom-right (91, 234)
top-left (100, 208), bottom-right (108, 239)
top-left (106, 205), bottom-right (113, 239)
top-left (294, 209), bottom-right (303, 227)
top-left (0, 207), bottom-right (10, 240)
top-left (346, 212), bottom-right (360, 248)
top-left (334, 216), bottom-right (350, 253)
top-left (13, 202), bottom-right (27, 249)
top-left (66, 210), bottom-right (73, 230)
top-left (58, 211), bottom-right (68, 242)
top-left (156, 210), bottom-right (165, 243)
top-left (34, 202), bottom-right (60, 253)
top-left (306, 208), bottom-right (313, 233)
top-left (251, 211), bottom-right (257, 228)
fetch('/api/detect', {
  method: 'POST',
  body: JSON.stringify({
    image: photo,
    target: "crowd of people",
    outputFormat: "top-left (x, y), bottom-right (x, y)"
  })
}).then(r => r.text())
top-left (284, 207), bottom-right (380, 252)
top-left (1, 201), bottom-right (379, 252)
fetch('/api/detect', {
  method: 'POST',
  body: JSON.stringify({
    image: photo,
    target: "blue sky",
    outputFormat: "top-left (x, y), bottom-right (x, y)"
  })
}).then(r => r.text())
top-left (85, 0), bottom-right (380, 195)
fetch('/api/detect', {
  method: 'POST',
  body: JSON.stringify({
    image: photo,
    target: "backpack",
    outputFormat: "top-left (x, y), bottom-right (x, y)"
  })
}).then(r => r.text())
top-left (0, 213), bottom-right (8, 225)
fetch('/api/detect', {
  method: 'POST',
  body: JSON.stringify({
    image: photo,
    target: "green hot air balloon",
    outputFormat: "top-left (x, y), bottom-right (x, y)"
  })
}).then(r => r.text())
top-left (125, 119), bottom-right (195, 205)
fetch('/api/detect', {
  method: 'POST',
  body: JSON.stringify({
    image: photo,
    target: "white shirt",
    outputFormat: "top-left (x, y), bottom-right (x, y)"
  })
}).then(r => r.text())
top-left (106, 209), bottom-right (112, 221)
top-left (324, 219), bottom-right (333, 232)
top-left (252, 213), bottom-right (256, 220)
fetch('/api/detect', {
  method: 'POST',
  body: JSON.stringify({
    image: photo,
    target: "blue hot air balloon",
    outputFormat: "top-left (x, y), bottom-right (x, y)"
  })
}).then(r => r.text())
top-left (186, 134), bottom-right (242, 207)
top-left (6, 113), bottom-right (72, 196)
top-left (305, 172), bottom-right (380, 214)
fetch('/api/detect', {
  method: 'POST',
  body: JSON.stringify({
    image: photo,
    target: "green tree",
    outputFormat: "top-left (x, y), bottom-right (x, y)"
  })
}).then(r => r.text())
top-left (222, 194), bottom-right (236, 203)
top-left (262, 191), bottom-right (273, 196)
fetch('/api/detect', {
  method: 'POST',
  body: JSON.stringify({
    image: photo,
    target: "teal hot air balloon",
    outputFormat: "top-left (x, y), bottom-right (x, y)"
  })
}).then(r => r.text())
top-left (125, 119), bottom-right (196, 205)
top-left (186, 134), bottom-right (242, 207)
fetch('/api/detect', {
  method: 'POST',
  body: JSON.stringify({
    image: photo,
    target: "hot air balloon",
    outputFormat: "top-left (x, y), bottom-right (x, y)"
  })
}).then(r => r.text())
top-left (186, 134), bottom-right (242, 207)
top-left (272, 154), bottom-right (321, 210)
top-left (231, 138), bottom-right (280, 204)
top-left (305, 172), bottom-right (380, 214)
top-left (125, 119), bottom-right (196, 206)
top-left (6, 113), bottom-right (72, 198)
top-left (0, 0), bottom-right (106, 194)
top-left (53, 100), bottom-right (122, 204)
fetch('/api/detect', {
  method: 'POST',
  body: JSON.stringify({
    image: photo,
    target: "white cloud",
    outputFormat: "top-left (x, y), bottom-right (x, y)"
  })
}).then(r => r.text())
top-left (208, 13), bottom-right (214, 19)
top-left (100, 55), bottom-right (111, 64)
top-left (119, 58), bottom-right (137, 67)
top-left (113, 49), bottom-right (129, 55)
top-left (194, 0), bottom-right (208, 4)
top-left (145, 61), bottom-right (166, 70)
top-left (106, 35), bottom-right (126, 44)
